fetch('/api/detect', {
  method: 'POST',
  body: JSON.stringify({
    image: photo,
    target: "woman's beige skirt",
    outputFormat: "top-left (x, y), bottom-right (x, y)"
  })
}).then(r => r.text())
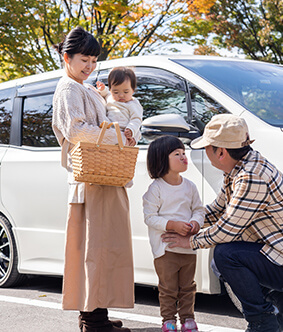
top-left (62, 183), bottom-right (134, 311)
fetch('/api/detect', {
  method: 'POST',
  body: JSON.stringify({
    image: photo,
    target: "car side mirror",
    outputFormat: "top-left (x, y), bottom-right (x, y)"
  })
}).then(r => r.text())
top-left (141, 114), bottom-right (201, 143)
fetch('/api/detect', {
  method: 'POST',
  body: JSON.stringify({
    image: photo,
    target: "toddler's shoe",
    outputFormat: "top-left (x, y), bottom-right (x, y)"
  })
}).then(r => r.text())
top-left (181, 318), bottom-right (199, 332)
top-left (162, 320), bottom-right (177, 332)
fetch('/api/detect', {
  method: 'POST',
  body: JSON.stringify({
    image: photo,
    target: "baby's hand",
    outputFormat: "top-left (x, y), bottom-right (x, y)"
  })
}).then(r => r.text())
top-left (126, 137), bottom-right (136, 146)
top-left (173, 221), bottom-right (192, 236)
top-left (124, 128), bottom-right (133, 138)
top-left (96, 81), bottom-right (105, 91)
top-left (188, 221), bottom-right (200, 235)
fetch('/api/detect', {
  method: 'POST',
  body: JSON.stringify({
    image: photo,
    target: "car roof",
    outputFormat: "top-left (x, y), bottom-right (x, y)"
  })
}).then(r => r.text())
top-left (0, 54), bottom-right (279, 90)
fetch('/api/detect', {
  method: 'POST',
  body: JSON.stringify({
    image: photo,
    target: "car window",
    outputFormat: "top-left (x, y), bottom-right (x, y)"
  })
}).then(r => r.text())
top-left (96, 67), bottom-right (187, 120)
top-left (96, 67), bottom-right (188, 144)
top-left (22, 94), bottom-right (59, 147)
top-left (135, 83), bottom-right (187, 120)
top-left (136, 82), bottom-right (187, 145)
top-left (0, 88), bottom-right (14, 144)
top-left (241, 83), bottom-right (282, 126)
top-left (173, 59), bottom-right (283, 127)
top-left (189, 83), bottom-right (229, 133)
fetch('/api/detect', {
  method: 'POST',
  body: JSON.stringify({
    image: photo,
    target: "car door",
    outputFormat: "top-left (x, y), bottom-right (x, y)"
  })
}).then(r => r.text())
top-left (96, 66), bottom-right (204, 285)
top-left (0, 80), bottom-right (68, 275)
top-left (188, 82), bottom-right (228, 204)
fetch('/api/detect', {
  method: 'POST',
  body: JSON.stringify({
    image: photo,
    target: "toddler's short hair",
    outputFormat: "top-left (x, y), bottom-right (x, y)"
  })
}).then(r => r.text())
top-left (108, 67), bottom-right (137, 91)
top-left (147, 136), bottom-right (185, 179)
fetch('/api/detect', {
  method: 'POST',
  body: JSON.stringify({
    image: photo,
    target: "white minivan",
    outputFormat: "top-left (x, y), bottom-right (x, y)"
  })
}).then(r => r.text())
top-left (0, 55), bottom-right (282, 299)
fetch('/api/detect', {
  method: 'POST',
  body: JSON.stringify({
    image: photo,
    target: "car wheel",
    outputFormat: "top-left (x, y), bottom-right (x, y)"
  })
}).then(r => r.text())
top-left (224, 281), bottom-right (243, 313)
top-left (0, 214), bottom-right (25, 287)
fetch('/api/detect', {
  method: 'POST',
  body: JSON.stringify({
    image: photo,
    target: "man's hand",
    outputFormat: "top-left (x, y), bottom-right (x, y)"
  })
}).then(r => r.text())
top-left (161, 232), bottom-right (191, 249)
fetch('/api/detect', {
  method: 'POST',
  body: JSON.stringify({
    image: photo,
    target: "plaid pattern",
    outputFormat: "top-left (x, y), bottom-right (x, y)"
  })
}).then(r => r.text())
top-left (190, 150), bottom-right (283, 266)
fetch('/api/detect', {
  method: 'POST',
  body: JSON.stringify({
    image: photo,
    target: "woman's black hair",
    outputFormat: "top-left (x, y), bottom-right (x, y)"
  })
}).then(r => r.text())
top-left (54, 26), bottom-right (100, 59)
top-left (147, 136), bottom-right (185, 179)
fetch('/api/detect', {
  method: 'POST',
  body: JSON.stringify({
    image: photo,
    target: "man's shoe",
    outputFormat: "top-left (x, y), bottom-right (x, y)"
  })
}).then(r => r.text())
top-left (266, 290), bottom-right (283, 332)
top-left (245, 312), bottom-right (280, 332)
top-left (276, 313), bottom-right (283, 332)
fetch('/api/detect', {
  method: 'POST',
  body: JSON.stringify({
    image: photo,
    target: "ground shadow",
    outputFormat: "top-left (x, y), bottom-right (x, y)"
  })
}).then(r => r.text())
top-left (14, 275), bottom-right (63, 294)
top-left (11, 276), bottom-right (242, 318)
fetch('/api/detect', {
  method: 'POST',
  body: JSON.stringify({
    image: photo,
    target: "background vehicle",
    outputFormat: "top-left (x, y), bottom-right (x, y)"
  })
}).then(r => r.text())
top-left (0, 56), bottom-right (282, 300)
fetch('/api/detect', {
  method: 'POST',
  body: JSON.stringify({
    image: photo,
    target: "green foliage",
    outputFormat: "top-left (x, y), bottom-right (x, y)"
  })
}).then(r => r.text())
top-left (175, 0), bottom-right (283, 63)
top-left (0, 0), bottom-right (281, 82)
top-left (0, 0), bottom-right (65, 80)
top-left (0, 0), bottom-right (190, 81)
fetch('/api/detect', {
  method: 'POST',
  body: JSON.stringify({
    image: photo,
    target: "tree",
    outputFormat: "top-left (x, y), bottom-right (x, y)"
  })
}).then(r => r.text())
top-left (0, 0), bottom-right (64, 79)
top-left (3, 0), bottom-right (280, 82)
top-left (0, 0), bottom-right (206, 81)
top-left (172, 0), bottom-right (283, 63)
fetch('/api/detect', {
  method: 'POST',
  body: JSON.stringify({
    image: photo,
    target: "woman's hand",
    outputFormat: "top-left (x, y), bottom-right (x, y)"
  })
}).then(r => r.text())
top-left (161, 232), bottom-right (191, 249)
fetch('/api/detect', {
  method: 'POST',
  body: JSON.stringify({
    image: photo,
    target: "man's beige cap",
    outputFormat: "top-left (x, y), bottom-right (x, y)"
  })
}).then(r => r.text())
top-left (190, 114), bottom-right (255, 149)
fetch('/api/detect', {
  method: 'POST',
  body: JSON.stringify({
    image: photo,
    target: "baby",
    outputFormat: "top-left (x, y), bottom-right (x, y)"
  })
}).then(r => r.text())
top-left (97, 66), bottom-right (143, 146)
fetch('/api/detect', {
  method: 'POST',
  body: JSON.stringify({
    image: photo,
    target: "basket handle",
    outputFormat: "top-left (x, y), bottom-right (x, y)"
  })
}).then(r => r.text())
top-left (97, 121), bottom-right (124, 150)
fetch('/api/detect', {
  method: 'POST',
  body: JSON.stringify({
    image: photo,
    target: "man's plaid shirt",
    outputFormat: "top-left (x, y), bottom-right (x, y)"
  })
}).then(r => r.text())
top-left (190, 150), bottom-right (283, 266)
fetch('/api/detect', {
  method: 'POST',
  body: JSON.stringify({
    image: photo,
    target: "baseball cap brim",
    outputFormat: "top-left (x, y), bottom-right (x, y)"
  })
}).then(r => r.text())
top-left (190, 135), bottom-right (210, 149)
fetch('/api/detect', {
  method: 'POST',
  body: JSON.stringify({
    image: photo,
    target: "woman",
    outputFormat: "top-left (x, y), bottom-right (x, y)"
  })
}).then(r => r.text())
top-left (52, 27), bottom-right (134, 332)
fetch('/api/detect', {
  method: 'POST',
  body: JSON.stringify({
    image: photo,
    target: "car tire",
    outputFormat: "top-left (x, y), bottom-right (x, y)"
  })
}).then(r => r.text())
top-left (224, 281), bottom-right (243, 313)
top-left (0, 214), bottom-right (26, 287)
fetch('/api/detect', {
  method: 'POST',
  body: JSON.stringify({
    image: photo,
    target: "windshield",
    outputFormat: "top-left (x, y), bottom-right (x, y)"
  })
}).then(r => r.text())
top-left (172, 59), bottom-right (283, 127)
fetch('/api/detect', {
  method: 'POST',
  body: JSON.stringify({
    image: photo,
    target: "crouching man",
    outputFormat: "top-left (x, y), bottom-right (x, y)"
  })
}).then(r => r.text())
top-left (162, 114), bottom-right (283, 332)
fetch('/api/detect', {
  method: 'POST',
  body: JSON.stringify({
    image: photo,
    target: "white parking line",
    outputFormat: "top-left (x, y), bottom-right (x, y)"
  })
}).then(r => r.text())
top-left (108, 309), bottom-right (244, 332)
top-left (0, 294), bottom-right (61, 309)
top-left (0, 295), bottom-right (244, 332)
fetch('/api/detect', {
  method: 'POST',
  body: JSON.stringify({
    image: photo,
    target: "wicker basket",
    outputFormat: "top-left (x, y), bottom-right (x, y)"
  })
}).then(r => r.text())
top-left (71, 121), bottom-right (139, 187)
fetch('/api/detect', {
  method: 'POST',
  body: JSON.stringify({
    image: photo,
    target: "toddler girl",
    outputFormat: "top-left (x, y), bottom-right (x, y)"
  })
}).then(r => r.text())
top-left (143, 135), bottom-right (205, 332)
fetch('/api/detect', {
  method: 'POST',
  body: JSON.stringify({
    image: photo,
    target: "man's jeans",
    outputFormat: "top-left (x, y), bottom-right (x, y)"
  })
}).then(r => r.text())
top-left (213, 242), bottom-right (283, 319)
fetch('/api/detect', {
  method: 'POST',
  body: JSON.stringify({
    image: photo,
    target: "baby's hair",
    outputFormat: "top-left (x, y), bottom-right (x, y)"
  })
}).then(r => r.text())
top-left (147, 136), bottom-right (185, 179)
top-left (108, 67), bottom-right (137, 91)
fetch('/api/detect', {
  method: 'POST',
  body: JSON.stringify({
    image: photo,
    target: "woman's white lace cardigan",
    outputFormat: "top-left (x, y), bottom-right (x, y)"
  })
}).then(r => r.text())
top-left (52, 75), bottom-right (121, 203)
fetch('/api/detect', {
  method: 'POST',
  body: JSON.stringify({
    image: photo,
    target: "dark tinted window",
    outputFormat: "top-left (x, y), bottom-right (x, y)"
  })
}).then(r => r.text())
top-left (189, 84), bottom-right (229, 132)
top-left (0, 88), bottom-right (13, 144)
top-left (96, 67), bottom-right (187, 144)
top-left (135, 83), bottom-right (187, 121)
top-left (22, 94), bottom-right (59, 147)
top-left (96, 67), bottom-right (187, 121)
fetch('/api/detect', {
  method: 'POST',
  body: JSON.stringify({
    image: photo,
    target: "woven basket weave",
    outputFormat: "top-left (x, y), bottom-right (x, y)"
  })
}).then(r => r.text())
top-left (71, 121), bottom-right (139, 187)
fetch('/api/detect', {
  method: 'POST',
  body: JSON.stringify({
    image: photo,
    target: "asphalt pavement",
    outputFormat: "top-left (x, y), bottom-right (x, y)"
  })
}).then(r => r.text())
top-left (0, 276), bottom-right (247, 332)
